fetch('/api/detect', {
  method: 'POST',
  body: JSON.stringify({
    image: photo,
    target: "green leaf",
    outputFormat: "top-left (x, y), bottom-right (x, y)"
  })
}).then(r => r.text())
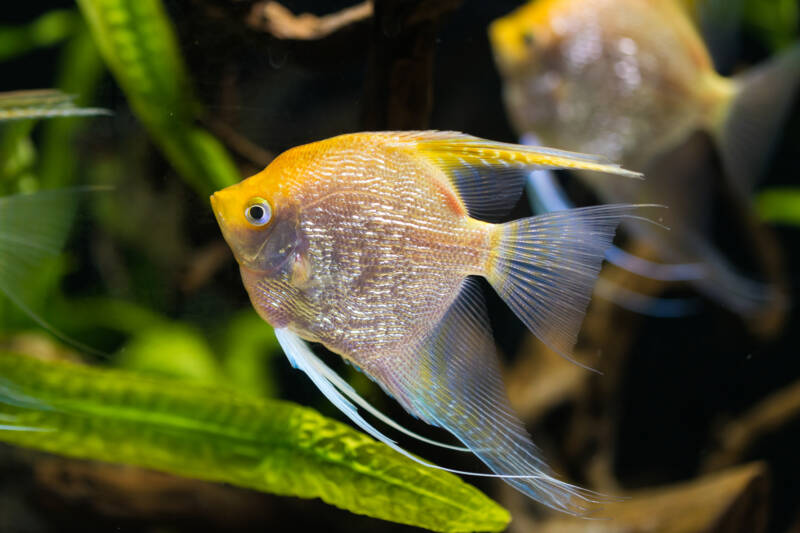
top-left (743, 0), bottom-right (798, 51)
top-left (0, 352), bottom-right (510, 532)
top-left (0, 10), bottom-right (79, 62)
top-left (39, 22), bottom-right (107, 188)
top-left (116, 323), bottom-right (223, 384)
top-left (221, 310), bottom-right (281, 397)
top-left (756, 187), bottom-right (800, 225)
top-left (76, 0), bottom-right (239, 196)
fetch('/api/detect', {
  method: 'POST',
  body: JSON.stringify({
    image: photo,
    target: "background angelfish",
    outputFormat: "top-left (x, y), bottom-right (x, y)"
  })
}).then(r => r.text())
top-left (211, 131), bottom-right (652, 514)
top-left (489, 0), bottom-right (800, 323)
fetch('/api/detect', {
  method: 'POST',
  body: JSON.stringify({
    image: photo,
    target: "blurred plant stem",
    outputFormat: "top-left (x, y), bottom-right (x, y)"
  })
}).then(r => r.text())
top-left (0, 10), bottom-right (79, 62)
top-left (39, 21), bottom-right (106, 189)
top-left (76, 0), bottom-right (240, 197)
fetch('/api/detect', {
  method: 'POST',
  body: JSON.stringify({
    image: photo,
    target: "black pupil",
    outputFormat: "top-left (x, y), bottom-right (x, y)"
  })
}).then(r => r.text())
top-left (522, 32), bottom-right (534, 46)
top-left (249, 205), bottom-right (265, 220)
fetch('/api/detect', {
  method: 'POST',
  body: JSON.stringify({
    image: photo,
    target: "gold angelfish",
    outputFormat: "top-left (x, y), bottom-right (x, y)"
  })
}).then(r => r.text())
top-left (212, 131), bottom-right (651, 514)
top-left (489, 0), bottom-right (799, 321)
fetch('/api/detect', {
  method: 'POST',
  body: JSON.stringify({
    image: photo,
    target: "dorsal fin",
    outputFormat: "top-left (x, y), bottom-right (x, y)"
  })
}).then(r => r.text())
top-left (382, 131), bottom-right (641, 221)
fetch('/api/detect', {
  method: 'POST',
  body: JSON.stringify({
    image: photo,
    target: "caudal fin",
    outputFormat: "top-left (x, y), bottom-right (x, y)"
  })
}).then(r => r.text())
top-left (713, 44), bottom-right (800, 197)
top-left (485, 204), bottom-right (655, 359)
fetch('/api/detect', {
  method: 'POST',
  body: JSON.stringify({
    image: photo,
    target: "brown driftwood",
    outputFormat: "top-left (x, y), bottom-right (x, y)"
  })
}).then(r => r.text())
top-left (506, 335), bottom-right (589, 422)
top-left (566, 241), bottom-right (669, 490)
top-left (32, 457), bottom-right (273, 527)
top-left (361, 0), bottom-right (463, 129)
top-left (247, 1), bottom-right (373, 40)
top-left (704, 378), bottom-right (800, 472)
top-left (502, 462), bottom-right (768, 533)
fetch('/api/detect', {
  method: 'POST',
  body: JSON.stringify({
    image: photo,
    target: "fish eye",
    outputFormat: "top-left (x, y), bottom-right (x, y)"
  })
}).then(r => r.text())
top-left (521, 31), bottom-right (535, 47)
top-left (244, 198), bottom-right (272, 226)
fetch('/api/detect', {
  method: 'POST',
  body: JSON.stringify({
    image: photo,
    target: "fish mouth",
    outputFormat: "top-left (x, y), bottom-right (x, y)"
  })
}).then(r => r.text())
top-left (210, 193), bottom-right (223, 224)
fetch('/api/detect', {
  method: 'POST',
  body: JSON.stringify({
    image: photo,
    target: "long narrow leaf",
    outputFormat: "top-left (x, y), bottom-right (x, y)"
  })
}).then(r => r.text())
top-left (0, 352), bottom-right (510, 533)
top-left (76, 0), bottom-right (239, 196)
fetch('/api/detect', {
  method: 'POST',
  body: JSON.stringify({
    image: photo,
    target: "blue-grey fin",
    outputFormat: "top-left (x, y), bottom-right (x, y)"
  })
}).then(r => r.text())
top-left (604, 246), bottom-right (705, 282)
top-left (526, 165), bottom-right (706, 282)
top-left (0, 377), bottom-right (53, 411)
top-left (0, 188), bottom-right (110, 358)
top-left (0, 89), bottom-right (110, 122)
top-left (686, 238), bottom-right (785, 318)
top-left (715, 43), bottom-right (800, 198)
top-left (275, 328), bottom-right (565, 479)
top-left (363, 279), bottom-right (616, 515)
top-left (381, 131), bottom-right (640, 221)
top-left (593, 277), bottom-right (700, 318)
top-left (486, 204), bottom-right (664, 363)
top-left (0, 425), bottom-right (52, 432)
top-left (294, 340), bottom-right (470, 452)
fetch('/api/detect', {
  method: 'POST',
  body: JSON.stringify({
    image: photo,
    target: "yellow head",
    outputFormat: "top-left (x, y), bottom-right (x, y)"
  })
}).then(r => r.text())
top-left (210, 156), bottom-right (304, 277)
top-left (488, 0), bottom-right (561, 75)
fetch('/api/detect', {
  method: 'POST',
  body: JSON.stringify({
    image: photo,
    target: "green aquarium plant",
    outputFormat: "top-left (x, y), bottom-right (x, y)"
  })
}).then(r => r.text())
top-left (76, 0), bottom-right (239, 196)
top-left (756, 187), bottom-right (800, 225)
top-left (0, 351), bottom-right (510, 533)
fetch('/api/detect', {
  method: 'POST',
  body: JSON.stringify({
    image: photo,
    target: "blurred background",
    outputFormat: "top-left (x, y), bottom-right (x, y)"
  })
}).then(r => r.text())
top-left (1, 0), bottom-right (799, 532)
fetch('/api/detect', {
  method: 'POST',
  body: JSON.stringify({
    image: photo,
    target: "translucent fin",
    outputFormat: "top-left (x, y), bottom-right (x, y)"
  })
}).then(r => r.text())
top-left (0, 376), bottom-right (52, 411)
top-left (593, 277), bottom-right (700, 318)
top-left (0, 400), bottom-right (53, 433)
top-left (275, 328), bottom-right (557, 478)
top-left (288, 335), bottom-right (470, 452)
top-left (603, 245), bottom-right (705, 282)
top-left (526, 166), bottom-right (706, 282)
top-left (0, 425), bottom-right (52, 432)
top-left (486, 204), bottom-right (660, 358)
top-left (0, 188), bottom-right (108, 356)
top-left (365, 279), bottom-right (614, 514)
top-left (713, 44), bottom-right (800, 196)
top-left (383, 131), bottom-right (641, 220)
top-left (0, 89), bottom-right (110, 122)
top-left (687, 239), bottom-right (785, 318)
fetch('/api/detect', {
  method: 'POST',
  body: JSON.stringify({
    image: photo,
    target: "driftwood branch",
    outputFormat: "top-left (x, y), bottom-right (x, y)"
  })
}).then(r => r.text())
top-left (704, 378), bottom-right (800, 471)
top-left (502, 462), bottom-right (768, 533)
top-left (246, 1), bottom-right (373, 40)
top-left (361, 0), bottom-right (463, 129)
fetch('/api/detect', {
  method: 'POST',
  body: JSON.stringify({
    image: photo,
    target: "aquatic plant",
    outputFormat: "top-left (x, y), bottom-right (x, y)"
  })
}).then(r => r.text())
top-left (0, 351), bottom-right (510, 532)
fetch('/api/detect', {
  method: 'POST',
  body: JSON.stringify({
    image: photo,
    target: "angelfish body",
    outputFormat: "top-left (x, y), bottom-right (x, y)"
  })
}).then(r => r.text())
top-left (489, 0), bottom-right (800, 182)
top-left (218, 135), bottom-right (489, 358)
top-left (212, 131), bottom-right (643, 514)
top-left (489, 0), bottom-right (800, 320)
top-left (490, 0), bottom-right (728, 167)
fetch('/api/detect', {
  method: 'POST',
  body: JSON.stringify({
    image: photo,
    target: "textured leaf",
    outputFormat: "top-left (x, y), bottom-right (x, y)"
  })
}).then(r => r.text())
top-left (0, 352), bottom-right (510, 532)
top-left (76, 0), bottom-right (239, 196)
